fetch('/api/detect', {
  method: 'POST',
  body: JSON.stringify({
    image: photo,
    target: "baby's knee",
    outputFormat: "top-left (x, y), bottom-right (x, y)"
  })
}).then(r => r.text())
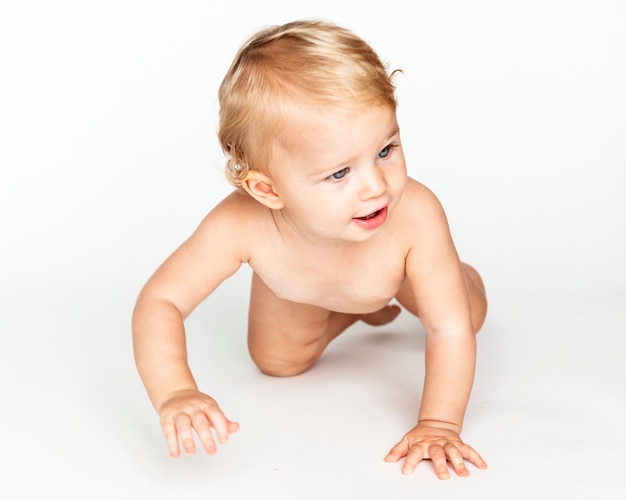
top-left (462, 263), bottom-right (487, 333)
top-left (253, 358), bottom-right (315, 377)
top-left (250, 351), bottom-right (319, 377)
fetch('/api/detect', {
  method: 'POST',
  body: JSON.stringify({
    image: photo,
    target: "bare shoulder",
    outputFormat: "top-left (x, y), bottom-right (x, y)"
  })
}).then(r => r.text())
top-left (141, 190), bottom-right (269, 315)
top-left (398, 177), bottom-right (460, 284)
top-left (190, 190), bottom-right (270, 261)
top-left (396, 178), bottom-right (449, 229)
top-left (199, 189), bottom-right (268, 228)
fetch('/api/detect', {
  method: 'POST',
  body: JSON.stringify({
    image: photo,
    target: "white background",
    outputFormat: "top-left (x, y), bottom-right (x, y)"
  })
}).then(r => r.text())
top-left (1, 1), bottom-right (625, 499)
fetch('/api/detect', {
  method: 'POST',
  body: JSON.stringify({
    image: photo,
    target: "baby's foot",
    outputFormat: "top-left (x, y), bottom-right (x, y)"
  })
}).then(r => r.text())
top-left (361, 304), bottom-right (401, 326)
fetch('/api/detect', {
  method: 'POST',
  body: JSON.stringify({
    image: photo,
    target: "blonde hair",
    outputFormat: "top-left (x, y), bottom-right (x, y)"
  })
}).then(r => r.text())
top-left (218, 19), bottom-right (399, 188)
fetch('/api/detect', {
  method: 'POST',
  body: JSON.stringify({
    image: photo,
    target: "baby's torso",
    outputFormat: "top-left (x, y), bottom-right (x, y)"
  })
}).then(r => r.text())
top-left (219, 179), bottom-right (429, 314)
top-left (249, 236), bottom-right (408, 314)
top-left (239, 201), bottom-right (414, 314)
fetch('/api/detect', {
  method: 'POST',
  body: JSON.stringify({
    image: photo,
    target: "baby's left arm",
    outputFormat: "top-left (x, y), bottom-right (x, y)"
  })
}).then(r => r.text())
top-left (384, 329), bottom-right (486, 478)
top-left (384, 185), bottom-right (487, 478)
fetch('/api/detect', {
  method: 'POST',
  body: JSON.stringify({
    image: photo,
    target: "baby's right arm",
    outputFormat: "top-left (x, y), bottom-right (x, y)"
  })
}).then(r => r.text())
top-left (132, 193), bottom-right (252, 456)
top-left (132, 291), bottom-right (240, 457)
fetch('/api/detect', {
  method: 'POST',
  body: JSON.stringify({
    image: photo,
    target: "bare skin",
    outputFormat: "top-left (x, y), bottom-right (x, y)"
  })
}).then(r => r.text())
top-left (133, 104), bottom-right (488, 478)
top-left (248, 263), bottom-right (486, 377)
top-left (246, 259), bottom-right (487, 479)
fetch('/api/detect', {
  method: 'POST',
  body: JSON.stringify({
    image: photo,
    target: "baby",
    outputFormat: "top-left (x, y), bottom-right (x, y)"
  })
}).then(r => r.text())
top-left (132, 19), bottom-right (488, 479)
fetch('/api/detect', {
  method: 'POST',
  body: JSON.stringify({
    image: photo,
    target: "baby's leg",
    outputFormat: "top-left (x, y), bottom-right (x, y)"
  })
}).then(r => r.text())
top-left (247, 272), bottom-right (399, 377)
top-left (395, 262), bottom-right (487, 333)
top-left (462, 263), bottom-right (488, 332)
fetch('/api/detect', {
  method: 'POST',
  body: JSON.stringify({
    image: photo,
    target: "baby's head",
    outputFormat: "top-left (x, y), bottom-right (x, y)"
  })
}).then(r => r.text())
top-left (218, 19), bottom-right (399, 189)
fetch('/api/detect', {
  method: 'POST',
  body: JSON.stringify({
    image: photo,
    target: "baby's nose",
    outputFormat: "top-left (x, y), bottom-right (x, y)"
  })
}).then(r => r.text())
top-left (359, 166), bottom-right (387, 200)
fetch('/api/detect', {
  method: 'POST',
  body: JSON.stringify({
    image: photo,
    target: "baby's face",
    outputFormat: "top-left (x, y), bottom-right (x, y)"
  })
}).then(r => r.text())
top-left (267, 104), bottom-right (408, 243)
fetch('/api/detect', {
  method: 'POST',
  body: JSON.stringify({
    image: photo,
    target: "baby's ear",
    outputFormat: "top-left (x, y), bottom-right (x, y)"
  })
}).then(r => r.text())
top-left (241, 171), bottom-right (285, 210)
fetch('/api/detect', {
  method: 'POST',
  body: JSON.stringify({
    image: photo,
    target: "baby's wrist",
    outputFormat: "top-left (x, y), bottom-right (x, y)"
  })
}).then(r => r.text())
top-left (417, 418), bottom-right (462, 434)
top-left (152, 385), bottom-right (198, 411)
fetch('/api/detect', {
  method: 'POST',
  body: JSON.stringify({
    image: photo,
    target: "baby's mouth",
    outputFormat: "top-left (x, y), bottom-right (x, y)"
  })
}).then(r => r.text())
top-left (352, 206), bottom-right (388, 229)
top-left (356, 208), bottom-right (383, 220)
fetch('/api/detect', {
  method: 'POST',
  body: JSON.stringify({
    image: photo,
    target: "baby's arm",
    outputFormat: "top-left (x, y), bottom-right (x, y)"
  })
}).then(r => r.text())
top-left (133, 290), bottom-right (239, 457)
top-left (132, 195), bottom-right (248, 457)
top-left (385, 185), bottom-right (487, 478)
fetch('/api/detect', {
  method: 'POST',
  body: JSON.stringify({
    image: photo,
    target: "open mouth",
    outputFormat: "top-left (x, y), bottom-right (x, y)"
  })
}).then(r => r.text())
top-left (356, 209), bottom-right (383, 220)
top-left (352, 206), bottom-right (388, 229)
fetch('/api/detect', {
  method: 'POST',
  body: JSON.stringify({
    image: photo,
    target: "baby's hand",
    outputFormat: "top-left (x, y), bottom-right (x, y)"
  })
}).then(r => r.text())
top-left (158, 389), bottom-right (239, 458)
top-left (384, 420), bottom-right (487, 479)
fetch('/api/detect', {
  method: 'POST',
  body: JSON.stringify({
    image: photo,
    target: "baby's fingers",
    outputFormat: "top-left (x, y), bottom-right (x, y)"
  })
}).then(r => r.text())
top-left (384, 438), bottom-right (409, 463)
top-left (191, 412), bottom-right (218, 455)
top-left (459, 442), bottom-right (488, 471)
top-left (401, 443), bottom-right (427, 475)
top-left (161, 414), bottom-right (197, 457)
top-left (200, 406), bottom-right (240, 446)
top-left (161, 418), bottom-right (182, 458)
top-left (444, 443), bottom-right (469, 478)
top-left (385, 437), bottom-right (429, 475)
top-left (175, 414), bottom-right (198, 455)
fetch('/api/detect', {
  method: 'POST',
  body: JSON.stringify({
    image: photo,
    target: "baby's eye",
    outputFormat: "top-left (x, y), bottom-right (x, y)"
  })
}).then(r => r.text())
top-left (329, 167), bottom-right (350, 180)
top-left (377, 145), bottom-right (392, 159)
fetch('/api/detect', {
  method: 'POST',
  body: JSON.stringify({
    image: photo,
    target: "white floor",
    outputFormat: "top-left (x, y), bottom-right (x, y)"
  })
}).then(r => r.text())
top-left (2, 271), bottom-right (625, 499)
top-left (2, 2), bottom-right (625, 498)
